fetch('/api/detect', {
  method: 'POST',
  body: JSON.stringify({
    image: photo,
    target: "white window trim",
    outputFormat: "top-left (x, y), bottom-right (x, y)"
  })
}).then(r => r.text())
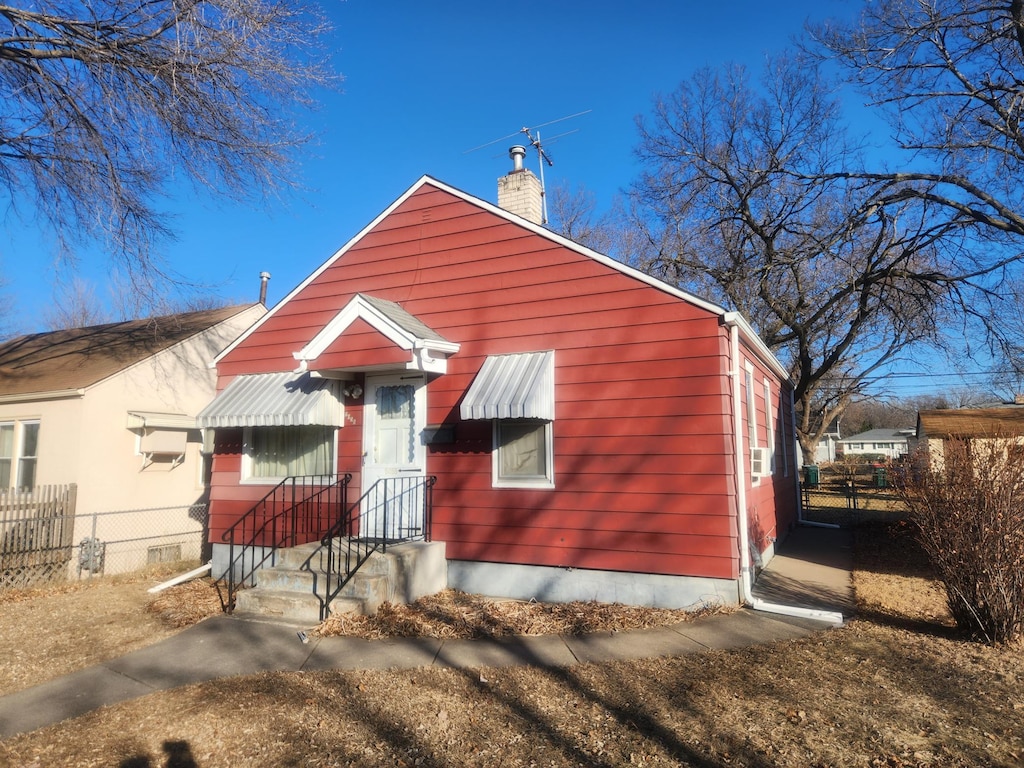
top-left (0, 421), bottom-right (13, 490)
top-left (240, 425), bottom-right (338, 485)
top-left (492, 419), bottom-right (555, 489)
top-left (763, 378), bottom-right (776, 475)
top-left (744, 362), bottom-right (762, 482)
top-left (0, 419), bottom-right (40, 491)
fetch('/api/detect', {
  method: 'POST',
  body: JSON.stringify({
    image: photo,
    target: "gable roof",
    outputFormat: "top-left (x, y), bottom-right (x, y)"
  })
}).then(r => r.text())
top-left (214, 176), bottom-right (790, 381)
top-left (0, 305), bottom-right (259, 399)
top-left (917, 407), bottom-right (1024, 438)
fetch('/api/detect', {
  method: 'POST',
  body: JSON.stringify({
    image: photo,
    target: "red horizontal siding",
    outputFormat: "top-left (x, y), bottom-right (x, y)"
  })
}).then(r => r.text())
top-left (203, 181), bottom-right (793, 581)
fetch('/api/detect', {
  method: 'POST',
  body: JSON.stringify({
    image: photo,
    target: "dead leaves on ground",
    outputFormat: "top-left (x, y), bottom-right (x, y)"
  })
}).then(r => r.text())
top-left (314, 589), bottom-right (726, 639)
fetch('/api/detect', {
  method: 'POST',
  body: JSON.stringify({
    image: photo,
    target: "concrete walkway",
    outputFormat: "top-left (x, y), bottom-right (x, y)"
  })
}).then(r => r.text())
top-left (0, 525), bottom-right (853, 739)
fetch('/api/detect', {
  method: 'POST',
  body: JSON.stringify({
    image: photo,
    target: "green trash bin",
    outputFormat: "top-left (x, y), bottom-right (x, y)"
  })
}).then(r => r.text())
top-left (874, 467), bottom-right (888, 488)
top-left (804, 465), bottom-right (819, 486)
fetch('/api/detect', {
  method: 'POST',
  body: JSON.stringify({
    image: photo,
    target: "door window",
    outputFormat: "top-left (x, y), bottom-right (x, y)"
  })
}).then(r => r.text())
top-left (374, 384), bottom-right (416, 464)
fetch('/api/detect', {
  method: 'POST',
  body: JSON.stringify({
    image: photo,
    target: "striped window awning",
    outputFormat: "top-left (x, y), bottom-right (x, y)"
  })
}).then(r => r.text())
top-left (460, 351), bottom-right (554, 421)
top-left (197, 372), bottom-right (344, 428)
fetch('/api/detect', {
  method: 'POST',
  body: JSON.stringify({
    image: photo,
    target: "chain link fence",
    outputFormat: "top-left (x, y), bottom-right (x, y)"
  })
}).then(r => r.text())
top-left (1, 500), bottom-right (209, 590)
top-left (800, 462), bottom-right (909, 526)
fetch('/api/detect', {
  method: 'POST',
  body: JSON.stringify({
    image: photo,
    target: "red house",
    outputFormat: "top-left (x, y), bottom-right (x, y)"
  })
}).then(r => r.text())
top-left (200, 157), bottom-right (798, 616)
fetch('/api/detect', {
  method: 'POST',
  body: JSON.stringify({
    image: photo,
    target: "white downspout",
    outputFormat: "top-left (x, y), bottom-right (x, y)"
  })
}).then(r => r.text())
top-left (793, 386), bottom-right (840, 530)
top-left (727, 321), bottom-right (844, 626)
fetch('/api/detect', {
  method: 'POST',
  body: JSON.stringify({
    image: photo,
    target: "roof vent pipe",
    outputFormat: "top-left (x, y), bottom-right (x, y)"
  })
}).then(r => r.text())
top-left (259, 271), bottom-right (271, 306)
top-left (509, 145), bottom-right (526, 172)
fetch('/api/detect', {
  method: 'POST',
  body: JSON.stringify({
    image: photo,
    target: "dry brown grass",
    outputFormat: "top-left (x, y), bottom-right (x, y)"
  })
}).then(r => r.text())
top-left (0, 562), bottom-right (217, 695)
top-left (1, 525), bottom-right (1023, 767)
top-left (314, 590), bottom-right (725, 640)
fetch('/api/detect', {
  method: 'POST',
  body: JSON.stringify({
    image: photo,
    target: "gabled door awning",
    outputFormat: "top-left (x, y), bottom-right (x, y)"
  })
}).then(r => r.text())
top-left (198, 372), bottom-right (344, 428)
top-left (460, 350), bottom-right (554, 421)
top-left (293, 294), bottom-right (460, 375)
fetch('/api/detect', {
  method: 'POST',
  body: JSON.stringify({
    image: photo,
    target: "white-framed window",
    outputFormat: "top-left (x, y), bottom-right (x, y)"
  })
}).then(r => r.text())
top-left (763, 378), bottom-right (776, 475)
top-left (493, 419), bottom-right (554, 489)
top-left (0, 420), bottom-right (39, 491)
top-left (779, 395), bottom-right (790, 478)
top-left (242, 425), bottom-right (336, 483)
top-left (0, 423), bottom-right (13, 488)
top-left (744, 362), bottom-right (765, 480)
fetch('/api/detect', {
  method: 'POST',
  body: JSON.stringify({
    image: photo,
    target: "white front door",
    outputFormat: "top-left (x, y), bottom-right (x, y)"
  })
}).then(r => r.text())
top-left (362, 373), bottom-right (427, 539)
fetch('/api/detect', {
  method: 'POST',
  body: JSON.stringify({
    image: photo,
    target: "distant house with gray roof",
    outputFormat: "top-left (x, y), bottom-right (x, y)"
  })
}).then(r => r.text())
top-left (837, 428), bottom-right (916, 460)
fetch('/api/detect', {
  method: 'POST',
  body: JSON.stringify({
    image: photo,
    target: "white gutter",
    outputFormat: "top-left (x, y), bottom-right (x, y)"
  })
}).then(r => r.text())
top-left (727, 321), bottom-right (844, 626)
top-left (0, 388), bottom-right (86, 404)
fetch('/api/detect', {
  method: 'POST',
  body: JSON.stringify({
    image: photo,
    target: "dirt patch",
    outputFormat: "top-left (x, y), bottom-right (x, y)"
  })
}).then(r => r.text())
top-left (1, 525), bottom-right (1023, 767)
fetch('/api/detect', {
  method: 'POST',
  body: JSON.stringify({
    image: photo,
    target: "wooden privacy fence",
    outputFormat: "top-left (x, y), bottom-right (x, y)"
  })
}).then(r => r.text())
top-left (0, 484), bottom-right (77, 589)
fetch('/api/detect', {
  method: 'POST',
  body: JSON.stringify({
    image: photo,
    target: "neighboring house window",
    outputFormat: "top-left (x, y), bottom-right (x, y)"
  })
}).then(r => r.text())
top-left (0, 420), bottom-right (39, 491)
top-left (0, 423), bottom-right (12, 488)
top-left (244, 426), bottom-right (335, 481)
top-left (493, 419), bottom-right (554, 488)
top-left (18, 422), bottom-right (38, 490)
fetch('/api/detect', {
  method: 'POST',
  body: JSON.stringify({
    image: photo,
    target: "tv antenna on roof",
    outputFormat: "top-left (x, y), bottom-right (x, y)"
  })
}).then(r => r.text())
top-left (465, 110), bottom-right (591, 224)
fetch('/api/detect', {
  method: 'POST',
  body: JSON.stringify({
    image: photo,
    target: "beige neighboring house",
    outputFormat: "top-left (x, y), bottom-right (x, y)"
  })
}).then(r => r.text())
top-left (915, 407), bottom-right (1024, 464)
top-left (0, 304), bottom-right (266, 577)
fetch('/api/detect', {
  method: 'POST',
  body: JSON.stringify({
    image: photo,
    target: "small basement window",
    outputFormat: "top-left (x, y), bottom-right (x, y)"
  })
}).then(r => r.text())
top-left (147, 543), bottom-right (182, 564)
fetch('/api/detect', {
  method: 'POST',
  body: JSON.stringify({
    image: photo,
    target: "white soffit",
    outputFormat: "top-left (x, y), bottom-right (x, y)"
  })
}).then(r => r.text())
top-left (461, 350), bottom-right (555, 421)
top-left (197, 372), bottom-right (344, 428)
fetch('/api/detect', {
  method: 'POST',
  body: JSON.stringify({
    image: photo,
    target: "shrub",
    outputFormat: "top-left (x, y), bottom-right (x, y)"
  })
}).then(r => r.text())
top-left (896, 437), bottom-right (1024, 644)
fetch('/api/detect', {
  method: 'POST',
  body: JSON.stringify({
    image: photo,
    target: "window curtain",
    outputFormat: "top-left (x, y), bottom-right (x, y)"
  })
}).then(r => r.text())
top-left (498, 421), bottom-right (546, 477)
top-left (252, 426), bottom-right (332, 477)
top-left (17, 423), bottom-right (38, 491)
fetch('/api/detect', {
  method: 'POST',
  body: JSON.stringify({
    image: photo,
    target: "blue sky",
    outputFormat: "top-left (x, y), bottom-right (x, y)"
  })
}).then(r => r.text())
top-left (2, 0), bottom-right (864, 332)
top-left (12, 0), bottom-right (988, 397)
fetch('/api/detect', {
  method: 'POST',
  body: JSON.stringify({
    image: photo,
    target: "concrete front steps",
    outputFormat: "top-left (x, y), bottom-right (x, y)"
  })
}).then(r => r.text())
top-left (233, 539), bottom-right (447, 625)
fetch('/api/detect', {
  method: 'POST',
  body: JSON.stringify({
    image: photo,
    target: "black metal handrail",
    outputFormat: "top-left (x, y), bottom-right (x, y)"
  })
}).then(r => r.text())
top-left (318, 475), bottom-right (435, 620)
top-left (215, 473), bottom-right (352, 612)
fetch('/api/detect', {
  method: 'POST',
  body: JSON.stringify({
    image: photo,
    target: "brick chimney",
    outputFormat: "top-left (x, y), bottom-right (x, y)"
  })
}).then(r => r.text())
top-left (497, 145), bottom-right (543, 225)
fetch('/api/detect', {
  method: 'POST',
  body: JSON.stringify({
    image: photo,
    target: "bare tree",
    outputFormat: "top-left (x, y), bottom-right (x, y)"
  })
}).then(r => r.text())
top-left (814, 0), bottom-right (1024, 233)
top-left (0, 0), bottom-right (334, 279)
top-left (42, 276), bottom-right (111, 329)
top-left (547, 181), bottom-right (656, 270)
top-left (813, 0), bottom-right (1024, 350)
top-left (633, 56), bottom-right (960, 463)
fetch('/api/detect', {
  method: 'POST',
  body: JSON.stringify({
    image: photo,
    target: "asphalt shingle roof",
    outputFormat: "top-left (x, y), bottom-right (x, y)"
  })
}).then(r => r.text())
top-left (0, 305), bottom-right (257, 397)
top-left (918, 407), bottom-right (1024, 438)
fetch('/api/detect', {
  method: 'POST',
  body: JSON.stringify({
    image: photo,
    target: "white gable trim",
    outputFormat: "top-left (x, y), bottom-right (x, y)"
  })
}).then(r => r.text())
top-left (292, 294), bottom-right (460, 375)
top-left (214, 176), bottom-right (787, 382)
